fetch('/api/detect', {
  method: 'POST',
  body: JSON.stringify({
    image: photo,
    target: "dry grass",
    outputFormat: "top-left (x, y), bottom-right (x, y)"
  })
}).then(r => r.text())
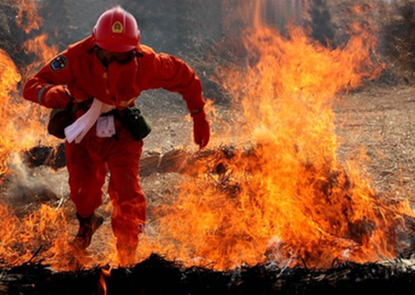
top-left (335, 85), bottom-right (415, 202)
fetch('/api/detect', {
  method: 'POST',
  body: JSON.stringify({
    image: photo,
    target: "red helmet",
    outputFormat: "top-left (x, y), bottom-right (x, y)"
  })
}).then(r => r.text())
top-left (92, 6), bottom-right (140, 52)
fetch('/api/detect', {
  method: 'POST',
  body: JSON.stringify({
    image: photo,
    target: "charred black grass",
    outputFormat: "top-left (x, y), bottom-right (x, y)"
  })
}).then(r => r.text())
top-left (2, 254), bottom-right (415, 295)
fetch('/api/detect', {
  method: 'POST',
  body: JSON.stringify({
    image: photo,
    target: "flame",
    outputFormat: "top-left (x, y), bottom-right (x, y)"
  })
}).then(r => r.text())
top-left (0, 22), bottom-right (57, 180)
top-left (0, 49), bottom-right (22, 176)
top-left (16, 0), bottom-right (43, 34)
top-left (0, 0), bottom-right (73, 270)
top-left (23, 34), bottom-right (58, 79)
top-left (0, 204), bottom-right (67, 266)
top-left (98, 266), bottom-right (112, 295)
top-left (135, 0), bottom-right (414, 269)
top-left (98, 274), bottom-right (107, 295)
top-left (0, 201), bottom-right (116, 270)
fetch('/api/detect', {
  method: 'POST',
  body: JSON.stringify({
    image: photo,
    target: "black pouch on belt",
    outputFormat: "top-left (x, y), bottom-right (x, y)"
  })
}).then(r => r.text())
top-left (118, 106), bottom-right (152, 141)
top-left (47, 99), bottom-right (92, 139)
top-left (47, 102), bottom-right (75, 139)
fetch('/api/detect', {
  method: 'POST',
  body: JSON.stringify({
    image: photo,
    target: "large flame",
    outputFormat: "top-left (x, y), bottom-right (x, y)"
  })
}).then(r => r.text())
top-left (0, 49), bottom-right (22, 176)
top-left (0, 7), bottom-right (57, 179)
top-left (0, 0), bottom-right (71, 269)
top-left (135, 1), bottom-right (415, 269)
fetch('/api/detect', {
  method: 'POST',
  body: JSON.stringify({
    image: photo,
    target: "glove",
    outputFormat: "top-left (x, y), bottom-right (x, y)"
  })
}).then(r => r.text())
top-left (192, 109), bottom-right (210, 148)
top-left (41, 85), bottom-right (72, 109)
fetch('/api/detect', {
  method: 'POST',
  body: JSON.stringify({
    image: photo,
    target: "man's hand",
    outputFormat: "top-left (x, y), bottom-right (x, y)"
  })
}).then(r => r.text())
top-left (41, 85), bottom-right (72, 109)
top-left (192, 109), bottom-right (210, 149)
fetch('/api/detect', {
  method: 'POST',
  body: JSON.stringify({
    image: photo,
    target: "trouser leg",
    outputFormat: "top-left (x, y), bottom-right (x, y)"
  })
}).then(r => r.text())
top-left (107, 138), bottom-right (145, 263)
top-left (65, 140), bottom-right (107, 218)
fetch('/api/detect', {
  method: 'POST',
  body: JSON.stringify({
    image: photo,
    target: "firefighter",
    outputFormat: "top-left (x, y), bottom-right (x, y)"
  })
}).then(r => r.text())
top-left (23, 6), bottom-right (210, 264)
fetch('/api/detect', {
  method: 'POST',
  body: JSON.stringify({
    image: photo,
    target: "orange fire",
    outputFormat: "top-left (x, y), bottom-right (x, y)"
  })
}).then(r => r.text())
top-left (134, 1), bottom-right (415, 269)
top-left (0, 9), bottom-right (57, 179)
top-left (16, 0), bottom-right (43, 34)
top-left (0, 204), bottom-right (66, 265)
top-left (0, 49), bottom-right (21, 176)
top-left (0, 200), bottom-right (117, 269)
top-left (23, 34), bottom-right (58, 79)
top-left (0, 0), bottom-right (72, 270)
top-left (98, 266), bottom-right (112, 295)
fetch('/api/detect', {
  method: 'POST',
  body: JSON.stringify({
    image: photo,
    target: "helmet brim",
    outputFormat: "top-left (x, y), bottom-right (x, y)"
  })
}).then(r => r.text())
top-left (95, 41), bottom-right (136, 53)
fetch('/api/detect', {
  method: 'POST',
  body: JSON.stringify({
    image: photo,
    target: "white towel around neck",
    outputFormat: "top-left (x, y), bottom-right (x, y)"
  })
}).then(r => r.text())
top-left (65, 98), bottom-right (115, 144)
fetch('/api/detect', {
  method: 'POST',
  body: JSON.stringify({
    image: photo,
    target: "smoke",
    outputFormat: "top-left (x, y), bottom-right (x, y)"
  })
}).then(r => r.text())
top-left (2, 153), bottom-right (69, 217)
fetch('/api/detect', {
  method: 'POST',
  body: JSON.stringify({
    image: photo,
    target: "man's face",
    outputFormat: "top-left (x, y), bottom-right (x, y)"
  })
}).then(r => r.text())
top-left (96, 47), bottom-right (135, 66)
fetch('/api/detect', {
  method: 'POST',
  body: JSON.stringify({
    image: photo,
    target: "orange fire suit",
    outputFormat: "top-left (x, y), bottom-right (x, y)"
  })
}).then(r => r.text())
top-left (23, 36), bottom-right (206, 248)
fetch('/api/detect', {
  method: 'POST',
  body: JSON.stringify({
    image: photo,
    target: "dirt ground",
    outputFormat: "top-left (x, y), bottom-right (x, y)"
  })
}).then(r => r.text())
top-left (335, 85), bottom-right (415, 200)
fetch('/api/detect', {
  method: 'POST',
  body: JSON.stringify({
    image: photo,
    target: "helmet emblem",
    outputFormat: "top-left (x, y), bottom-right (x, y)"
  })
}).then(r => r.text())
top-left (112, 21), bottom-right (123, 33)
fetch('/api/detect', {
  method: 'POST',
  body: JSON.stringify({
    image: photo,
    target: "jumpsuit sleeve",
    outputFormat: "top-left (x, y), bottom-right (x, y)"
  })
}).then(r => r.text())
top-left (23, 51), bottom-right (74, 106)
top-left (145, 52), bottom-right (206, 113)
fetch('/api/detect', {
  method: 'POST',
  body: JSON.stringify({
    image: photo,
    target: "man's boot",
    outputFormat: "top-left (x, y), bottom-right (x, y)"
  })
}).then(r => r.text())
top-left (71, 213), bottom-right (104, 249)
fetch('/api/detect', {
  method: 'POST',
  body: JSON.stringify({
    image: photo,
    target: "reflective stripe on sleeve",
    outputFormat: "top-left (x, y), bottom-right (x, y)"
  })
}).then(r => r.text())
top-left (37, 84), bottom-right (51, 104)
